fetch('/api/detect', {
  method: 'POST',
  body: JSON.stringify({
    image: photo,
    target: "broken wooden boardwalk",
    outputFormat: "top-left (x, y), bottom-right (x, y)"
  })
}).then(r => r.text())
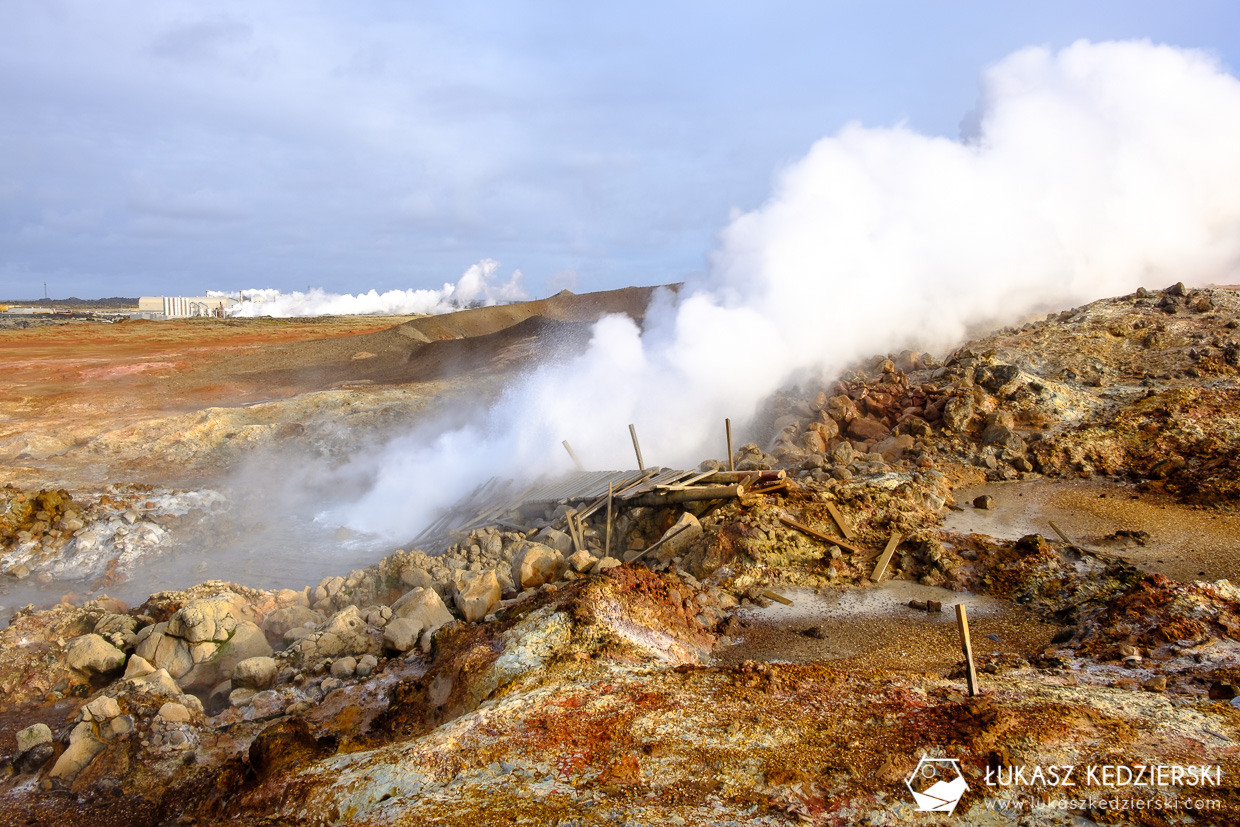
top-left (410, 468), bottom-right (783, 549)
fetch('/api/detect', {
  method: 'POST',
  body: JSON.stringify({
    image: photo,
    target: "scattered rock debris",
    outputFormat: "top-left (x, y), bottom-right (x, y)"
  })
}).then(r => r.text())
top-left (2, 285), bottom-right (1240, 824)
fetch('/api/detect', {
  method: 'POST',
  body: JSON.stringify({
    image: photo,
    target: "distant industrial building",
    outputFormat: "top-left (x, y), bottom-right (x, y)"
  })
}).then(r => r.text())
top-left (135, 296), bottom-right (238, 320)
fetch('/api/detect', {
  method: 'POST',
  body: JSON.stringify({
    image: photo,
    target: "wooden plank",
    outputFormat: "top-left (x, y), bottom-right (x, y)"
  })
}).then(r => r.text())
top-left (604, 482), bottom-right (613, 560)
top-left (626, 520), bottom-right (696, 562)
top-left (564, 509), bottom-right (583, 555)
top-left (762, 589), bottom-right (793, 606)
top-left (701, 470), bottom-right (785, 484)
top-left (492, 519), bottom-right (534, 534)
top-left (613, 468), bottom-right (659, 497)
top-left (617, 468), bottom-right (687, 500)
top-left (562, 440), bottom-right (585, 472)
top-left (574, 511), bottom-right (587, 553)
top-left (593, 470), bottom-right (659, 516)
top-left (746, 480), bottom-right (788, 497)
top-left (629, 424), bottom-right (645, 472)
top-left (457, 481), bottom-right (534, 533)
top-left (824, 502), bottom-right (857, 540)
top-left (778, 515), bottom-right (869, 556)
top-left (870, 531), bottom-right (903, 582)
top-left (575, 489), bottom-right (614, 522)
top-left (956, 604), bottom-right (979, 697)
top-left (657, 469), bottom-right (717, 491)
top-left (627, 483), bottom-right (743, 507)
top-left (726, 418), bottom-right (734, 472)
top-left (1048, 520), bottom-right (1078, 549)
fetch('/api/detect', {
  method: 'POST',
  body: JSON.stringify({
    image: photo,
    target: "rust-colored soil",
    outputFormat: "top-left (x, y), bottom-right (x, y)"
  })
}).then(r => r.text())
top-left (1, 316), bottom-right (403, 434)
top-left (947, 479), bottom-right (1240, 583)
top-left (0, 287), bottom-right (661, 487)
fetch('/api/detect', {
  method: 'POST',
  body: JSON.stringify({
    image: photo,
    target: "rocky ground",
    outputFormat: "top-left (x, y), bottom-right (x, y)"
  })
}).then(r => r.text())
top-left (2, 283), bottom-right (1240, 824)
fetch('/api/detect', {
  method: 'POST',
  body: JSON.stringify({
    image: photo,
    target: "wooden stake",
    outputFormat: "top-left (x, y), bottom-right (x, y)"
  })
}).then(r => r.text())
top-left (870, 531), bottom-right (903, 582)
top-left (567, 509), bottom-right (587, 555)
top-left (604, 482), bottom-right (613, 560)
top-left (562, 440), bottom-right (585, 472)
top-left (627, 521), bottom-right (695, 562)
top-left (778, 515), bottom-right (869, 556)
top-left (1048, 520), bottom-right (1077, 549)
top-left (956, 604), bottom-right (979, 697)
top-left (628, 424), bottom-right (645, 472)
top-left (725, 418), bottom-right (735, 472)
top-left (565, 510), bottom-right (577, 553)
top-left (824, 502), bottom-right (857, 541)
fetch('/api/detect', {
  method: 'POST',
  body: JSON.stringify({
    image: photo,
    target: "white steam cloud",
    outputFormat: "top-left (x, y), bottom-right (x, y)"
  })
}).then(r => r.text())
top-left (339, 40), bottom-right (1240, 540)
top-left (218, 259), bottom-right (527, 317)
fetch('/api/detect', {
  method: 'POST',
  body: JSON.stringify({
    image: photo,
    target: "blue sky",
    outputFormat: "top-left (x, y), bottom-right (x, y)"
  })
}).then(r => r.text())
top-left (2, 1), bottom-right (1238, 299)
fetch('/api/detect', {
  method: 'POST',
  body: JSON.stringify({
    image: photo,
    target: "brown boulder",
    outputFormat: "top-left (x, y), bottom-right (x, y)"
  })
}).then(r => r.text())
top-left (382, 617), bottom-right (424, 652)
top-left (262, 606), bottom-right (324, 643)
top-left (391, 587), bottom-right (454, 634)
top-left (133, 624), bottom-right (194, 680)
top-left (810, 418), bottom-right (839, 442)
top-left (847, 416), bottom-right (889, 441)
top-left (799, 429), bottom-right (827, 454)
top-left (511, 542), bottom-right (564, 590)
top-left (942, 396), bottom-right (974, 432)
top-left (453, 570), bottom-right (502, 622)
top-left (65, 633), bottom-right (126, 677)
top-left (825, 395), bottom-right (858, 424)
top-left (653, 512), bottom-right (702, 562)
top-left (981, 423), bottom-right (1026, 454)
top-left (871, 433), bottom-right (915, 461)
top-left (47, 722), bottom-right (104, 785)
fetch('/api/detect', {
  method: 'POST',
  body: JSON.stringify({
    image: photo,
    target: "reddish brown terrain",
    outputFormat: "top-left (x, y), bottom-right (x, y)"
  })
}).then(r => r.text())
top-left (1, 283), bottom-right (1239, 825)
top-left (1, 286), bottom-right (657, 488)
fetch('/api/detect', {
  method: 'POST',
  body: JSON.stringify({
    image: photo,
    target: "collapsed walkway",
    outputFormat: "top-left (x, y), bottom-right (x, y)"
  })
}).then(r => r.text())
top-left (411, 467), bottom-right (786, 550)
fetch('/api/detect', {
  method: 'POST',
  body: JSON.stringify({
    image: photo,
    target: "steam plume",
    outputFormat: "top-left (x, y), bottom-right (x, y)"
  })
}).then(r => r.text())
top-left (340, 40), bottom-right (1240, 540)
top-left (219, 259), bottom-right (527, 317)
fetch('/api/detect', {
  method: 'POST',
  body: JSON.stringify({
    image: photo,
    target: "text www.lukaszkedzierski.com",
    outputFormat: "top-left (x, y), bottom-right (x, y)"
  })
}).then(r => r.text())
top-left (985, 796), bottom-right (1223, 813)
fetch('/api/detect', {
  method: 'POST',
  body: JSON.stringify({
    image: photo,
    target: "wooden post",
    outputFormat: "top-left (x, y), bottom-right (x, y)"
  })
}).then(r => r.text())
top-left (562, 440), bottom-right (585, 472)
top-left (870, 531), bottom-right (903, 582)
top-left (627, 483), bottom-right (744, 507)
top-left (627, 521), bottom-right (696, 562)
top-left (564, 509), bottom-right (583, 555)
top-left (725, 418), bottom-right (735, 472)
top-left (628, 424), bottom-right (645, 472)
top-left (778, 515), bottom-right (869, 556)
top-left (824, 502), bottom-right (857, 541)
top-left (604, 482), bottom-right (614, 560)
top-left (700, 470), bottom-right (785, 485)
top-left (956, 604), bottom-right (979, 697)
top-left (1048, 520), bottom-right (1077, 549)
